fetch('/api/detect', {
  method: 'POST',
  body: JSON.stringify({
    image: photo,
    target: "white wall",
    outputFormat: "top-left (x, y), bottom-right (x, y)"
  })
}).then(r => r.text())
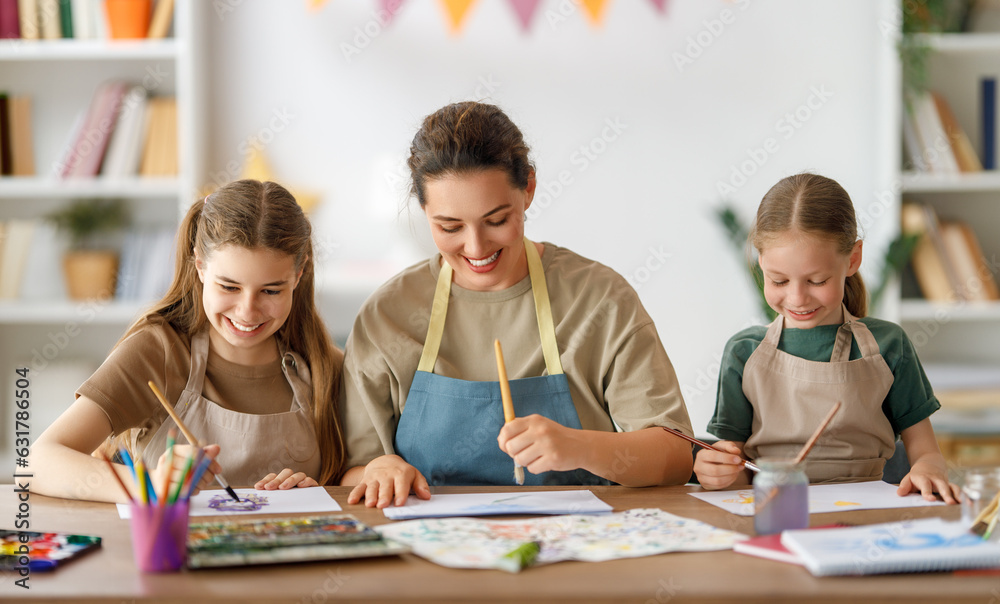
top-left (205, 0), bottom-right (899, 437)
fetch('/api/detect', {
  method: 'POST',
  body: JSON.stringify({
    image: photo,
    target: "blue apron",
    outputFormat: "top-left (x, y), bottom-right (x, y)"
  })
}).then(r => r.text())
top-left (394, 238), bottom-right (608, 487)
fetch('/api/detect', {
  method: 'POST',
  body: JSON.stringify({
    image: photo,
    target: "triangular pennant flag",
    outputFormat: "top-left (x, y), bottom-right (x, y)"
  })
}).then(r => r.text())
top-left (439, 0), bottom-right (477, 35)
top-left (580, 0), bottom-right (610, 27)
top-left (240, 148), bottom-right (320, 213)
top-left (647, 0), bottom-right (669, 13)
top-left (380, 0), bottom-right (407, 26)
top-left (306, 0), bottom-right (330, 11)
top-left (507, 0), bottom-right (543, 32)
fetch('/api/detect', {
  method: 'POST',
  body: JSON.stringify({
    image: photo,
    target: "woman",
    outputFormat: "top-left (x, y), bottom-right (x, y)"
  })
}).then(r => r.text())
top-left (341, 102), bottom-right (693, 508)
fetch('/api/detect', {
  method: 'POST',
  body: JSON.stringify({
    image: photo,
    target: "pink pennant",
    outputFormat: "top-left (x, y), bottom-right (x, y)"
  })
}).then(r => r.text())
top-left (647, 0), bottom-right (670, 13)
top-left (507, 0), bottom-right (542, 32)
top-left (380, 0), bottom-right (407, 25)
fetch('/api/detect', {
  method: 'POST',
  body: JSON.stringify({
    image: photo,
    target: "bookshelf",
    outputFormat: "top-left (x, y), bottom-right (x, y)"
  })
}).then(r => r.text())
top-left (0, 0), bottom-right (206, 477)
top-left (897, 30), bottom-right (1000, 467)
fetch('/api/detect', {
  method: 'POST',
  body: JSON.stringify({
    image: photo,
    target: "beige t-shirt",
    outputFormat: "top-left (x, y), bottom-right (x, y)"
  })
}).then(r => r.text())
top-left (80, 317), bottom-right (295, 449)
top-left (341, 243), bottom-right (693, 468)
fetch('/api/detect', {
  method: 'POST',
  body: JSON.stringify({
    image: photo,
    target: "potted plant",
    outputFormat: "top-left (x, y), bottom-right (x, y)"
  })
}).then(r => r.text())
top-left (46, 198), bottom-right (130, 300)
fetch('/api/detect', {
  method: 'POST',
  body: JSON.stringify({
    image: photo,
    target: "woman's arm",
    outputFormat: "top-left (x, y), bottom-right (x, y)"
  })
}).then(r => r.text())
top-left (29, 396), bottom-right (137, 503)
top-left (498, 418), bottom-right (692, 486)
top-left (897, 418), bottom-right (960, 503)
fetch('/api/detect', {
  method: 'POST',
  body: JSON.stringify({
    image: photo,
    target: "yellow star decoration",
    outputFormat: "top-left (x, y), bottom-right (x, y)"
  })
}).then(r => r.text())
top-left (240, 148), bottom-right (321, 214)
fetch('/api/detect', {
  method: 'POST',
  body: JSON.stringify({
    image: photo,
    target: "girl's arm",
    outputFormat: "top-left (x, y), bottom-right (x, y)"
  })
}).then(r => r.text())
top-left (342, 455), bottom-right (431, 508)
top-left (29, 396), bottom-right (137, 503)
top-left (498, 418), bottom-right (693, 486)
top-left (897, 418), bottom-right (961, 504)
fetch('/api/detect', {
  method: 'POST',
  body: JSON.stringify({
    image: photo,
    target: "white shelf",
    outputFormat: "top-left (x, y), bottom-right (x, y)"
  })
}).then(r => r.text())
top-left (0, 177), bottom-right (180, 199)
top-left (909, 32), bottom-right (1000, 53)
top-left (0, 39), bottom-right (179, 61)
top-left (900, 171), bottom-right (1000, 193)
top-left (899, 299), bottom-right (1000, 322)
top-left (0, 300), bottom-right (146, 325)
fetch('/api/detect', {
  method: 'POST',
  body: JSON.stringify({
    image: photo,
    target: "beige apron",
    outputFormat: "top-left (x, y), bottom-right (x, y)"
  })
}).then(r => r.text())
top-left (137, 330), bottom-right (321, 486)
top-left (742, 306), bottom-right (896, 483)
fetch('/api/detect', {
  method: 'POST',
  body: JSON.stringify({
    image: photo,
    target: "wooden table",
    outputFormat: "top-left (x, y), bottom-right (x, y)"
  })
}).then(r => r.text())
top-left (1, 484), bottom-right (996, 603)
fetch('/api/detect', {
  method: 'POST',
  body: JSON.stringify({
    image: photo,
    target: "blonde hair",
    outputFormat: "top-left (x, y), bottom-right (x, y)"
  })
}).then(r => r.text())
top-left (750, 173), bottom-right (867, 318)
top-left (106, 180), bottom-right (345, 484)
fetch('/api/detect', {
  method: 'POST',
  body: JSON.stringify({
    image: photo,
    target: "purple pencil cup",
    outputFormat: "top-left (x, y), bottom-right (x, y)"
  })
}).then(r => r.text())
top-left (129, 500), bottom-right (190, 572)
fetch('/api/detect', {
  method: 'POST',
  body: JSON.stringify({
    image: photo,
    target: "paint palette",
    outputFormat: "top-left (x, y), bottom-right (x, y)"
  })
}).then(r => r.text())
top-left (0, 530), bottom-right (102, 572)
top-left (186, 514), bottom-right (409, 568)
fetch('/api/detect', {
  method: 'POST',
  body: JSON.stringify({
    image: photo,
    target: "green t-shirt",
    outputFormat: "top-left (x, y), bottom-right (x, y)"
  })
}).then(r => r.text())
top-left (707, 317), bottom-right (940, 443)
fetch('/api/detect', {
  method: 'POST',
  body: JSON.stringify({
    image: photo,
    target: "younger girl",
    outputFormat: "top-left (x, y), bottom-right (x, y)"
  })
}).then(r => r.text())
top-left (31, 179), bottom-right (346, 502)
top-left (694, 173), bottom-right (960, 503)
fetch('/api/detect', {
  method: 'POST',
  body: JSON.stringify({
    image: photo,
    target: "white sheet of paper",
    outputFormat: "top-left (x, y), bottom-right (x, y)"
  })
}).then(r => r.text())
top-left (117, 487), bottom-right (342, 519)
top-left (381, 490), bottom-right (613, 520)
top-left (689, 480), bottom-right (948, 517)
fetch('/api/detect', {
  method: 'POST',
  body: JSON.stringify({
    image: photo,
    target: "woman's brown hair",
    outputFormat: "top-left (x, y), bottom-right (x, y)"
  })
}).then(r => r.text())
top-left (750, 173), bottom-right (867, 318)
top-left (107, 180), bottom-right (345, 484)
top-left (407, 101), bottom-right (534, 205)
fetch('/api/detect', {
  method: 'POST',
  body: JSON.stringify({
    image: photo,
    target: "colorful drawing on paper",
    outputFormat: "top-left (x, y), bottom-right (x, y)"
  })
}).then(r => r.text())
top-left (690, 480), bottom-right (948, 517)
top-left (381, 489), bottom-right (612, 520)
top-left (208, 493), bottom-right (269, 512)
top-left (375, 508), bottom-right (747, 571)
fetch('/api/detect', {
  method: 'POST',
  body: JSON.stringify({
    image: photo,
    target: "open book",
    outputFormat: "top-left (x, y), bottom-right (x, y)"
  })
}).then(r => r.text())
top-left (781, 518), bottom-right (1000, 576)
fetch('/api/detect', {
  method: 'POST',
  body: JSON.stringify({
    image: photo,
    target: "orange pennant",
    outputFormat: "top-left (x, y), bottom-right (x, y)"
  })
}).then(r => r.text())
top-left (439, 0), bottom-right (478, 34)
top-left (580, 0), bottom-right (610, 27)
top-left (306, 0), bottom-right (330, 11)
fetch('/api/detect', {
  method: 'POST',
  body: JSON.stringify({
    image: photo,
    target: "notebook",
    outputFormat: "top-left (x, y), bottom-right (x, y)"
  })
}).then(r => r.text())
top-left (733, 524), bottom-right (848, 565)
top-left (186, 513), bottom-right (409, 569)
top-left (780, 518), bottom-right (1000, 576)
top-left (0, 530), bottom-right (102, 572)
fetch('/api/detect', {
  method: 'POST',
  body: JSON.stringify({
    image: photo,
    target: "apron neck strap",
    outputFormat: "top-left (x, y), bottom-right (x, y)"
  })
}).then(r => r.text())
top-left (416, 238), bottom-right (564, 376)
top-left (830, 304), bottom-right (880, 361)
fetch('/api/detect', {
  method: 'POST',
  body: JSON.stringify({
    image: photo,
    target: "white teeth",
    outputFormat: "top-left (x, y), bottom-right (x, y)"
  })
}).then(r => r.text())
top-left (468, 250), bottom-right (500, 267)
top-left (229, 318), bottom-right (262, 332)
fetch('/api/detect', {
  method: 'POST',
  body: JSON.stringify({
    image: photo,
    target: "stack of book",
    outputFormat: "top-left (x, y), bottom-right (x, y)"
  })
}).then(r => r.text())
top-left (901, 201), bottom-right (1000, 303)
top-left (903, 89), bottom-right (987, 174)
top-left (0, 0), bottom-right (174, 41)
top-left (54, 80), bottom-right (177, 179)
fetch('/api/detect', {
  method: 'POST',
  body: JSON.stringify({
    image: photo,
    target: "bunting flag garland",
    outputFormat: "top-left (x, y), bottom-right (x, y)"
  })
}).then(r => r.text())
top-left (439, 0), bottom-right (478, 35)
top-left (508, 0), bottom-right (543, 32)
top-left (579, 0), bottom-right (610, 27)
top-left (308, 0), bottom-right (669, 34)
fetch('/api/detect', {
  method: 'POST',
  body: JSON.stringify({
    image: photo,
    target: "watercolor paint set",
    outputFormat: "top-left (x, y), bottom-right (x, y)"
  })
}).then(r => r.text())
top-left (0, 530), bottom-right (102, 572)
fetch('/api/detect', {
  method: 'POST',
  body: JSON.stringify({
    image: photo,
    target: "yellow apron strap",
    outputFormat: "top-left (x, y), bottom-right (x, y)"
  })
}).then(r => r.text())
top-left (524, 238), bottom-right (564, 376)
top-left (417, 261), bottom-right (454, 373)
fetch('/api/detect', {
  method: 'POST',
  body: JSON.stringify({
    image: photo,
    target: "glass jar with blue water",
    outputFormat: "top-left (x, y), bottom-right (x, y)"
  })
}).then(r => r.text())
top-left (753, 458), bottom-right (808, 535)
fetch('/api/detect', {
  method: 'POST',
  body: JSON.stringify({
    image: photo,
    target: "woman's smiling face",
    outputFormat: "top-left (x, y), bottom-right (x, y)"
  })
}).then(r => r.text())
top-left (423, 169), bottom-right (535, 292)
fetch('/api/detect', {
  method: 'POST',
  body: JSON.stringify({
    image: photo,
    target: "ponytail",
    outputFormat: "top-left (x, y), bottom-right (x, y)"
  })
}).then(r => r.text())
top-left (844, 273), bottom-right (868, 319)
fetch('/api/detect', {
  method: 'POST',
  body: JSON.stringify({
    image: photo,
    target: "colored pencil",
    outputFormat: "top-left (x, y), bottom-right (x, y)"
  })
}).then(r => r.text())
top-left (158, 428), bottom-right (177, 506)
top-left (98, 450), bottom-right (134, 503)
top-left (494, 339), bottom-right (524, 486)
top-left (661, 427), bottom-right (760, 473)
top-left (147, 381), bottom-right (240, 502)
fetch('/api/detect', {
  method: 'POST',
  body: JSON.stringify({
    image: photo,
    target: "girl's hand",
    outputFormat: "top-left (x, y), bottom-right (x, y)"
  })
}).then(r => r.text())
top-left (254, 469), bottom-right (318, 490)
top-left (693, 441), bottom-right (750, 490)
top-left (151, 443), bottom-right (222, 498)
top-left (497, 414), bottom-right (586, 475)
top-left (346, 455), bottom-right (431, 508)
top-left (897, 461), bottom-right (961, 504)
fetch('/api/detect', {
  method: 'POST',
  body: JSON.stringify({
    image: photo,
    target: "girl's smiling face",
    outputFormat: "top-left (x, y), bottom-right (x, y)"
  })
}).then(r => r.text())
top-left (758, 230), bottom-right (862, 328)
top-left (196, 245), bottom-right (302, 364)
top-left (423, 169), bottom-right (535, 292)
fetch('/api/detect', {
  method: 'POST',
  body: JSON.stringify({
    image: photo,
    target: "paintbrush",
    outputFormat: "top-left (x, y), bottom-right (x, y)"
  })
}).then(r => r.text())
top-left (970, 490), bottom-right (1000, 537)
top-left (494, 339), bottom-right (525, 486)
top-left (757, 401), bottom-right (842, 512)
top-left (147, 381), bottom-right (241, 502)
top-left (662, 427), bottom-right (761, 473)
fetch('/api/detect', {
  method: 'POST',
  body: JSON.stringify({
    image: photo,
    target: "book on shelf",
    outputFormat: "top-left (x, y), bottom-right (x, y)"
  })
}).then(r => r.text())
top-left (59, 80), bottom-right (129, 179)
top-left (907, 90), bottom-right (961, 174)
top-left (900, 201), bottom-right (999, 303)
top-left (139, 96), bottom-right (177, 176)
top-left (781, 517), bottom-right (1000, 577)
top-left (38, 0), bottom-right (59, 39)
top-left (932, 92), bottom-right (983, 173)
top-left (0, 93), bottom-right (10, 175)
top-left (0, 219), bottom-right (37, 300)
top-left (101, 84), bottom-right (147, 178)
top-left (147, 0), bottom-right (174, 39)
top-left (115, 225), bottom-right (174, 301)
top-left (7, 95), bottom-right (35, 176)
top-left (0, 0), bottom-right (19, 38)
top-left (981, 77), bottom-right (996, 171)
top-left (16, 0), bottom-right (36, 39)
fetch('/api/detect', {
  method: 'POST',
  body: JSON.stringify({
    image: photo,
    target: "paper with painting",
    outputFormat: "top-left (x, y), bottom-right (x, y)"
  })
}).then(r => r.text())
top-left (689, 480), bottom-right (948, 516)
top-left (376, 508), bottom-right (746, 571)
top-left (117, 486), bottom-right (342, 518)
